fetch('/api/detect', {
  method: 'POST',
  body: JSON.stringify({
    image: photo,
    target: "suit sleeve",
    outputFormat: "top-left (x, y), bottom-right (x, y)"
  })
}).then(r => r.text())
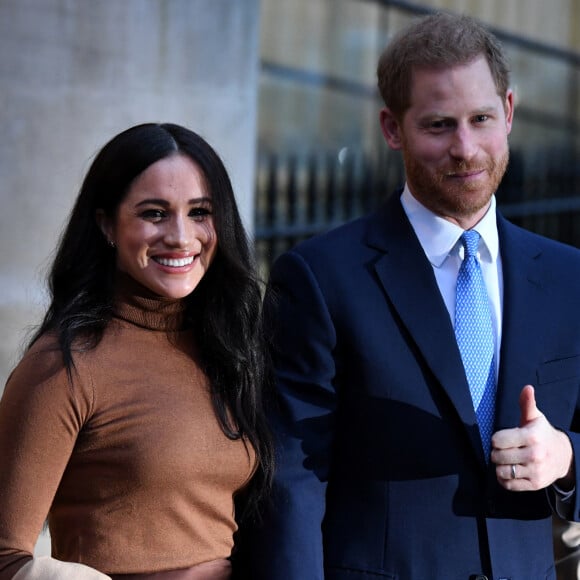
top-left (245, 250), bottom-right (338, 580)
top-left (554, 425), bottom-right (580, 520)
top-left (545, 354), bottom-right (580, 520)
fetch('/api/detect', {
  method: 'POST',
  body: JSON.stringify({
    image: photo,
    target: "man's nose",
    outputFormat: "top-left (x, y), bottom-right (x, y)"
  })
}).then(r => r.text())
top-left (449, 126), bottom-right (479, 161)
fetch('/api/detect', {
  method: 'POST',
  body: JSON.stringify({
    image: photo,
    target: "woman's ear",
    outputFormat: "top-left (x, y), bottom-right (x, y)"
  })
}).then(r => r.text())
top-left (95, 209), bottom-right (115, 246)
top-left (379, 107), bottom-right (403, 150)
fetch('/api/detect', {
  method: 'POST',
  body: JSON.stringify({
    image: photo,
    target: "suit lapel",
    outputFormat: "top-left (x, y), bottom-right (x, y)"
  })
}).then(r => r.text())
top-left (494, 215), bottom-right (543, 430)
top-left (366, 195), bottom-right (486, 463)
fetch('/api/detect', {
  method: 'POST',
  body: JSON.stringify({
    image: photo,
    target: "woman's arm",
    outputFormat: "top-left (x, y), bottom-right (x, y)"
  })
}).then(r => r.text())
top-left (0, 338), bottom-right (100, 579)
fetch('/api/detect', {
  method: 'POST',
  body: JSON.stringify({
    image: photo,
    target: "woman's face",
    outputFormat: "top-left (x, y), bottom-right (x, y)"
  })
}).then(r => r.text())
top-left (99, 153), bottom-right (218, 299)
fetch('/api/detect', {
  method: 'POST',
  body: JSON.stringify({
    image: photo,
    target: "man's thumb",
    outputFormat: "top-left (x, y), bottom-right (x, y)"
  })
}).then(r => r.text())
top-left (519, 384), bottom-right (541, 426)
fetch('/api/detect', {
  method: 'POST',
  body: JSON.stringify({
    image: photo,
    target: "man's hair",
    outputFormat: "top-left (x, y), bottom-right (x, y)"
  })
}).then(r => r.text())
top-left (377, 12), bottom-right (511, 119)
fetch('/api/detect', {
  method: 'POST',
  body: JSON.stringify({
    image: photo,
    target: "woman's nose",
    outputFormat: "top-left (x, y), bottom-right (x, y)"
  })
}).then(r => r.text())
top-left (164, 215), bottom-right (193, 248)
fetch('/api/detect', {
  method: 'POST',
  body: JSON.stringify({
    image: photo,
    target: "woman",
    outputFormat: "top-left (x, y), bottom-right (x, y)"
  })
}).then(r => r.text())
top-left (0, 123), bottom-right (273, 579)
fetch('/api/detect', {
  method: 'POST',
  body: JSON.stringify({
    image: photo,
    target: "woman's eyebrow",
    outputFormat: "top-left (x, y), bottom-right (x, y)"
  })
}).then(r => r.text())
top-left (134, 196), bottom-right (212, 208)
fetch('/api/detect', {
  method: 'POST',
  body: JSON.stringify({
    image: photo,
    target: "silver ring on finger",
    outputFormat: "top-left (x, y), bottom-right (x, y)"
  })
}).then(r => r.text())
top-left (510, 464), bottom-right (517, 480)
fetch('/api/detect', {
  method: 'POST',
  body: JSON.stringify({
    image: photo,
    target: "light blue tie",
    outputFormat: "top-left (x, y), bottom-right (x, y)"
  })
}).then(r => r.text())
top-left (455, 230), bottom-right (496, 459)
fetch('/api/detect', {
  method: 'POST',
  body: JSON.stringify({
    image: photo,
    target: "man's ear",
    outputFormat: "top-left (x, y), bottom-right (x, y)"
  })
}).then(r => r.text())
top-left (379, 107), bottom-right (403, 150)
top-left (504, 88), bottom-right (515, 135)
top-left (95, 209), bottom-right (114, 246)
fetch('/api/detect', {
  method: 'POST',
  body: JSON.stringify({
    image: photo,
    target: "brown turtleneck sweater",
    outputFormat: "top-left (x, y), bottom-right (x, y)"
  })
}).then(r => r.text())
top-left (0, 282), bottom-right (255, 578)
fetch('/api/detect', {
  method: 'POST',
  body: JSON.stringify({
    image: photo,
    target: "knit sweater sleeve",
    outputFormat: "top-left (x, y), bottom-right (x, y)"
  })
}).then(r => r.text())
top-left (0, 335), bottom-right (95, 579)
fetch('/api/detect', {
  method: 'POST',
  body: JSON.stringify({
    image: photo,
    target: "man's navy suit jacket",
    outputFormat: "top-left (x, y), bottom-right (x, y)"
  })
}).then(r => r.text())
top-left (244, 193), bottom-right (580, 580)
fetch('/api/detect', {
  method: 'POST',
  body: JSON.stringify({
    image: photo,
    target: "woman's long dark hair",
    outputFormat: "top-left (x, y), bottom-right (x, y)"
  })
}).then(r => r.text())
top-left (29, 122), bottom-right (273, 515)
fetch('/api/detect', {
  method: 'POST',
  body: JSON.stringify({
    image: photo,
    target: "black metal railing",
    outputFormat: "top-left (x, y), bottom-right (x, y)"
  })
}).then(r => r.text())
top-left (255, 147), bottom-right (580, 278)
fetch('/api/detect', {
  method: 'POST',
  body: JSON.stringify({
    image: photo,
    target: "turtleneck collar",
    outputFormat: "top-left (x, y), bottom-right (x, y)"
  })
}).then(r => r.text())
top-left (112, 271), bottom-right (187, 332)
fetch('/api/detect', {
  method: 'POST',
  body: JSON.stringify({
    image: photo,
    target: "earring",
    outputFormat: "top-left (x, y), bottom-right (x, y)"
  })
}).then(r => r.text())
top-left (108, 240), bottom-right (116, 248)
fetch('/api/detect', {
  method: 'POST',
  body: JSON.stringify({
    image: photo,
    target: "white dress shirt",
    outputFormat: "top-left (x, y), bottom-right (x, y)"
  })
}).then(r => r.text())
top-left (400, 185), bottom-right (503, 377)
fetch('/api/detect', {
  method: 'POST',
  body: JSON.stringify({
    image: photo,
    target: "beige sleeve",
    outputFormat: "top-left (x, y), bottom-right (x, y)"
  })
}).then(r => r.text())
top-left (12, 557), bottom-right (111, 580)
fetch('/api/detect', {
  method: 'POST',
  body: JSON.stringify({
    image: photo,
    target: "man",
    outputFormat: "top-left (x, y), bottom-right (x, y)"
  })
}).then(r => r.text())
top-left (246, 12), bottom-right (580, 580)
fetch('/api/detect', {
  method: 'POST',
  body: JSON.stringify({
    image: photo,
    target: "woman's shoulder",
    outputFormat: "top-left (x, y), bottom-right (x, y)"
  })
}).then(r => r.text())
top-left (3, 330), bottom-right (99, 421)
top-left (6, 331), bottom-right (92, 398)
top-left (15, 332), bottom-right (65, 378)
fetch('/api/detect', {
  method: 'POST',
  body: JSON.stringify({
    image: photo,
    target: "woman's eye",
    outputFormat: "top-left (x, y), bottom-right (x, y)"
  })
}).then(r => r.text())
top-left (190, 207), bottom-right (212, 221)
top-left (140, 209), bottom-right (165, 221)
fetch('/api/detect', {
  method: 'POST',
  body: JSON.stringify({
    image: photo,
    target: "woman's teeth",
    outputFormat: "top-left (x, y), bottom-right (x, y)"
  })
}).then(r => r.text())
top-left (154, 256), bottom-right (194, 267)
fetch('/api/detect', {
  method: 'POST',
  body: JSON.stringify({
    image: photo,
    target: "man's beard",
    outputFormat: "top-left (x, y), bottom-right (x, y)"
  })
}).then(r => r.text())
top-left (403, 149), bottom-right (510, 220)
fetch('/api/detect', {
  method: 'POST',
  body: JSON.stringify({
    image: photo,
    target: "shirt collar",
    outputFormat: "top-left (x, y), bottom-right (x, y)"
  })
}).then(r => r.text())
top-left (400, 183), bottom-right (499, 267)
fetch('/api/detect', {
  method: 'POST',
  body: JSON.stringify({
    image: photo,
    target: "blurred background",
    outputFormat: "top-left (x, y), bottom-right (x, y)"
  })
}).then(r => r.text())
top-left (255, 0), bottom-right (580, 275)
top-left (1, 0), bottom-right (579, 574)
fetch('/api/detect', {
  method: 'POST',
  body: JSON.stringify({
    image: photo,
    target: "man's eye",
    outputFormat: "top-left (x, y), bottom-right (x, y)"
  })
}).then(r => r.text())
top-left (427, 119), bottom-right (452, 132)
top-left (474, 114), bottom-right (489, 123)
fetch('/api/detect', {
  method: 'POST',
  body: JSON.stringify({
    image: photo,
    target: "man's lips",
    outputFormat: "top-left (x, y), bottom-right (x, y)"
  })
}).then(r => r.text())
top-left (446, 168), bottom-right (486, 178)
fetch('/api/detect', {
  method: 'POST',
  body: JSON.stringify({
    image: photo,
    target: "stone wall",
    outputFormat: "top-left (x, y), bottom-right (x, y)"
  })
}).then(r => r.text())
top-left (0, 0), bottom-right (260, 393)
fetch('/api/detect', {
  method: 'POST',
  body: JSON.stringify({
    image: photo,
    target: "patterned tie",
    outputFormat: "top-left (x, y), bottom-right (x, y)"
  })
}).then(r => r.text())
top-left (454, 230), bottom-right (496, 459)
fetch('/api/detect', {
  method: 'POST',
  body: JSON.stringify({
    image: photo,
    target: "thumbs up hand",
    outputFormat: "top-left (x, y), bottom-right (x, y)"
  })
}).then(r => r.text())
top-left (519, 384), bottom-right (543, 426)
top-left (491, 385), bottom-right (574, 491)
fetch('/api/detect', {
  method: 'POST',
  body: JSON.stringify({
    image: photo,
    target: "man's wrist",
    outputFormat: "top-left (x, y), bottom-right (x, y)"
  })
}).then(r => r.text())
top-left (556, 429), bottom-right (575, 491)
